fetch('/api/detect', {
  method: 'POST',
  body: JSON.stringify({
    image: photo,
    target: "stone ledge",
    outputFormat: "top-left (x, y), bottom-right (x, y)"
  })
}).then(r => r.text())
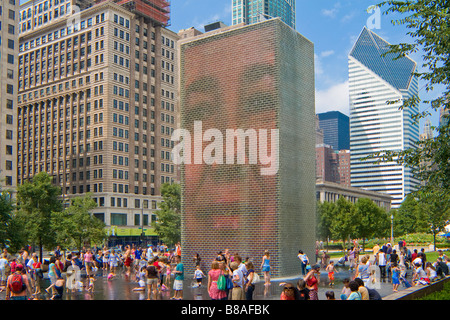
top-left (383, 276), bottom-right (450, 300)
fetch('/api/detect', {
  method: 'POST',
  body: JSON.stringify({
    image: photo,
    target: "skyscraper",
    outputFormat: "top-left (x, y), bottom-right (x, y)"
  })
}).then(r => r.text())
top-left (440, 105), bottom-right (449, 128)
top-left (317, 111), bottom-right (350, 151)
top-left (0, 0), bottom-right (19, 191)
top-left (232, 0), bottom-right (296, 29)
top-left (17, 0), bottom-right (179, 242)
top-left (349, 27), bottom-right (420, 208)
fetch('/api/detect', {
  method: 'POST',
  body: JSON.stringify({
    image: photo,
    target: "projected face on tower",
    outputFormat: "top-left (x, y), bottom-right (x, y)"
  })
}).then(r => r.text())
top-left (178, 24), bottom-right (279, 259)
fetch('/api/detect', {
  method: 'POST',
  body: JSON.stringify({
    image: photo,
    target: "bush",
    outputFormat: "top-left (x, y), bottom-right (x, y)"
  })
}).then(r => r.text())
top-left (418, 282), bottom-right (450, 300)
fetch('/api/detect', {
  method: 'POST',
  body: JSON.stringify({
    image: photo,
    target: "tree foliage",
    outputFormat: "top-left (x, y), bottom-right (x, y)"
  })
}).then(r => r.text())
top-left (16, 172), bottom-right (63, 260)
top-left (152, 183), bottom-right (181, 246)
top-left (52, 194), bottom-right (106, 250)
top-left (374, 1), bottom-right (450, 194)
top-left (316, 200), bottom-right (337, 244)
top-left (0, 191), bottom-right (26, 252)
top-left (395, 194), bottom-right (429, 235)
top-left (317, 197), bottom-right (392, 249)
top-left (354, 198), bottom-right (390, 249)
top-left (330, 197), bottom-right (357, 248)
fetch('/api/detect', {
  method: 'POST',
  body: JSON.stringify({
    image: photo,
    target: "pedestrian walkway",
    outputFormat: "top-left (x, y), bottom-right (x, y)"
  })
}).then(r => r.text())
top-left (0, 262), bottom-right (413, 300)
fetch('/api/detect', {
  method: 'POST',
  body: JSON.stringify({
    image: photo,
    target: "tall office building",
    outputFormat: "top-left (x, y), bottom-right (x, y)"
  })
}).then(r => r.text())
top-left (232, 0), bottom-right (295, 29)
top-left (349, 27), bottom-right (420, 208)
top-left (317, 111), bottom-right (350, 151)
top-left (17, 0), bottom-right (179, 242)
top-left (420, 119), bottom-right (433, 141)
top-left (0, 0), bottom-right (19, 192)
top-left (440, 105), bottom-right (449, 128)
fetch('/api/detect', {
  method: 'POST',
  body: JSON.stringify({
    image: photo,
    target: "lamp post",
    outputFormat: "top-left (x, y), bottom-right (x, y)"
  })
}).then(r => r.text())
top-left (391, 214), bottom-right (394, 245)
top-left (140, 203), bottom-right (145, 245)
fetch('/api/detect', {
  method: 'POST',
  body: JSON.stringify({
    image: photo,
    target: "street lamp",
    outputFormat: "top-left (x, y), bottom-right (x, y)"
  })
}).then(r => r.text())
top-left (391, 214), bottom-right (394, 244)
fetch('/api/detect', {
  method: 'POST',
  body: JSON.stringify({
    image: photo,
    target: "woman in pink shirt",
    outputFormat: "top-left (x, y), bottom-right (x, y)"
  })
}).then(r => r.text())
top-left (207, 261), bottom-right (227, 300)
top-left (84, 249), bottom-right (94, 277)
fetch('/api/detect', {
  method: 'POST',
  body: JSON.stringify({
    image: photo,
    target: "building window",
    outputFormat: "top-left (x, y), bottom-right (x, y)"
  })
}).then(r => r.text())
top-left (111, 213), bottom-right (127, 226)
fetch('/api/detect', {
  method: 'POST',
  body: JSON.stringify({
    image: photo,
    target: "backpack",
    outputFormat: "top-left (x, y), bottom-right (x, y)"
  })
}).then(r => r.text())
top-left (217, 273), bottom-right (227, 291)
top-left (9, 273), bottom-right (26, 294)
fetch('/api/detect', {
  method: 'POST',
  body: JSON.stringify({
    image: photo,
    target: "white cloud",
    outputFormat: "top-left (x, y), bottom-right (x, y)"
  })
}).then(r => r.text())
top-left (320, 50), bottom-right (335, 58)
top-left (321, 2), bottom-right (341, 18)
top-left (315, 81), bottom-right (350, 116)
top-left (341, 12), bottom-right (356, 23)
top-left (314, 53), bottom-right (324, 76)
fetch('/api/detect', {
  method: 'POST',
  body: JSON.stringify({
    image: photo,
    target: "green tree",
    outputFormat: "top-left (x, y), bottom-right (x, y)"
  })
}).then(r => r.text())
top-left (52, 194), bottom-right (106, 250)
top-left (331, 196), bottom-right (356, 249)
top-left (395, 194), bottom-right (429, 235)
top-left (316, 201), bottom-right (337, 247)
top-left (0, 190), bottom-right (26, 252)
top-left (16, 172), bottom-right (62, 261)
top-left (354, 198), bottom-right (389, 250)
top-left (375, 1), bottom-right (450, 194)
top-left (152, 183), bottom-right (181, 246)
top-left (417, 187), bottom-right (450, 251)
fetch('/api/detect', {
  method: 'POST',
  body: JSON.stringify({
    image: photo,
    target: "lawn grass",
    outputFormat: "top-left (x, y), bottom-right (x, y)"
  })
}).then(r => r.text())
top-left (324, 250), bottom-right (443, 262)
top-left (418, 281), bottom-right (450, 300)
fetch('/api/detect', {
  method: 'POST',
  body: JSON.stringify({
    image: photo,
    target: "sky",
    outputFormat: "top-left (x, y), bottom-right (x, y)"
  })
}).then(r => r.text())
top-left (169, 0), bottom-right (443, 132)
top-left (18, 0), bottom-right (443, 132)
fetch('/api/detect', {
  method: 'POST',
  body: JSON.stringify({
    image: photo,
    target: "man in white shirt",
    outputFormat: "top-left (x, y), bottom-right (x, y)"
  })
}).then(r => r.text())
top-left (377, 251), bottom-right (387, 282)
top-left (230, 261), bottom-right (244, 300)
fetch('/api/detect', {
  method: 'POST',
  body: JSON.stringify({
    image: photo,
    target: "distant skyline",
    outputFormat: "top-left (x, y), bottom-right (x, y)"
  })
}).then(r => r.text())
top-left (169, 0), bottom-right (442, 134)
top-left (18, 0), bottom-right (443, 134)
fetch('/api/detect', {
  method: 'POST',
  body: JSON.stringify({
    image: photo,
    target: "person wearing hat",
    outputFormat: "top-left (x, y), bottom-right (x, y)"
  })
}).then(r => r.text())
top-left (304, 264), bottom-right (320, 300)
top-left (5, 264), bottom-right (32, 300)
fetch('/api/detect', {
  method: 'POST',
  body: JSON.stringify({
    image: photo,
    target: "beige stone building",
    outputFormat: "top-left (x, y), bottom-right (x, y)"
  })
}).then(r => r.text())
top-left (17, 0), bottom-right (179, 242)
top-left (316, 179), bottom-right (392, 211)
top-left (0, 0), bottom-right (19, 192)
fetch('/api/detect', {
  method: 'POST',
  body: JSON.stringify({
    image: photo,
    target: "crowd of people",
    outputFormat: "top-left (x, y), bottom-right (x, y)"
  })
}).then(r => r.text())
top-left (279, 240), bottom-right (450, 300)
top-left (0, 243), bottom-right (185, 300)
top-left (0, 240), bottom-right (449, 301)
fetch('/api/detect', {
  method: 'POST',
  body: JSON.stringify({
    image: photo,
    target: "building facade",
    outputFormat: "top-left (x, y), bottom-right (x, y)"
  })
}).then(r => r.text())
top-left (178, 18), bottom-right (315, 277)
top-left (17, 0), bottom-right (179, 243)
top-left (316, 179), bottom-right (392, 211)
top-left (232, 0), bottom-right (295, 29)
top-left (316, 145), bottom-right (351, 187)
top-left (440, 105), bottom-right (449, 128)
top-left (349, 27), bottom-right (420, 208)
top-left (0, 0), bottom-right (19, 191)
top-left (317, 111), bottom-right (350, 151)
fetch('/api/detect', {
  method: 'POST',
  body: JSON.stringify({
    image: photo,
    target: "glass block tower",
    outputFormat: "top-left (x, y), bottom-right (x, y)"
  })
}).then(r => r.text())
top-left (232, 0), bottom-right (295, 29)
top-left (349, 27), bottom-right (420, 208)
top-left (178, 18), bottom-right (315, 277)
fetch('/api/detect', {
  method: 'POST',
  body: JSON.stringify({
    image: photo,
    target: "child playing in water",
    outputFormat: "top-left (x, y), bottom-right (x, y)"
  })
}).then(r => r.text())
top-left (193, 265), bottom-right (206, 287)
top-left (326, 261), bottom-right (335, 287)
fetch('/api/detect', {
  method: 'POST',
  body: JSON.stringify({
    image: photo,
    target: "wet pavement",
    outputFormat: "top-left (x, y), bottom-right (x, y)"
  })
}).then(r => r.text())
top-left (0, 263), bottom-right (415, 300)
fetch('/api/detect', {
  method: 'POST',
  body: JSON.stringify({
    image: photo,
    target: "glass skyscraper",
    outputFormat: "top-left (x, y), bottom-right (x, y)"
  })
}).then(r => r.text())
top-left (349, 27), bottom-right (420, 208)
top-left (232, 0), bottom-right (296, 29)
top-left (317, 111), bottom-right (350, 151)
